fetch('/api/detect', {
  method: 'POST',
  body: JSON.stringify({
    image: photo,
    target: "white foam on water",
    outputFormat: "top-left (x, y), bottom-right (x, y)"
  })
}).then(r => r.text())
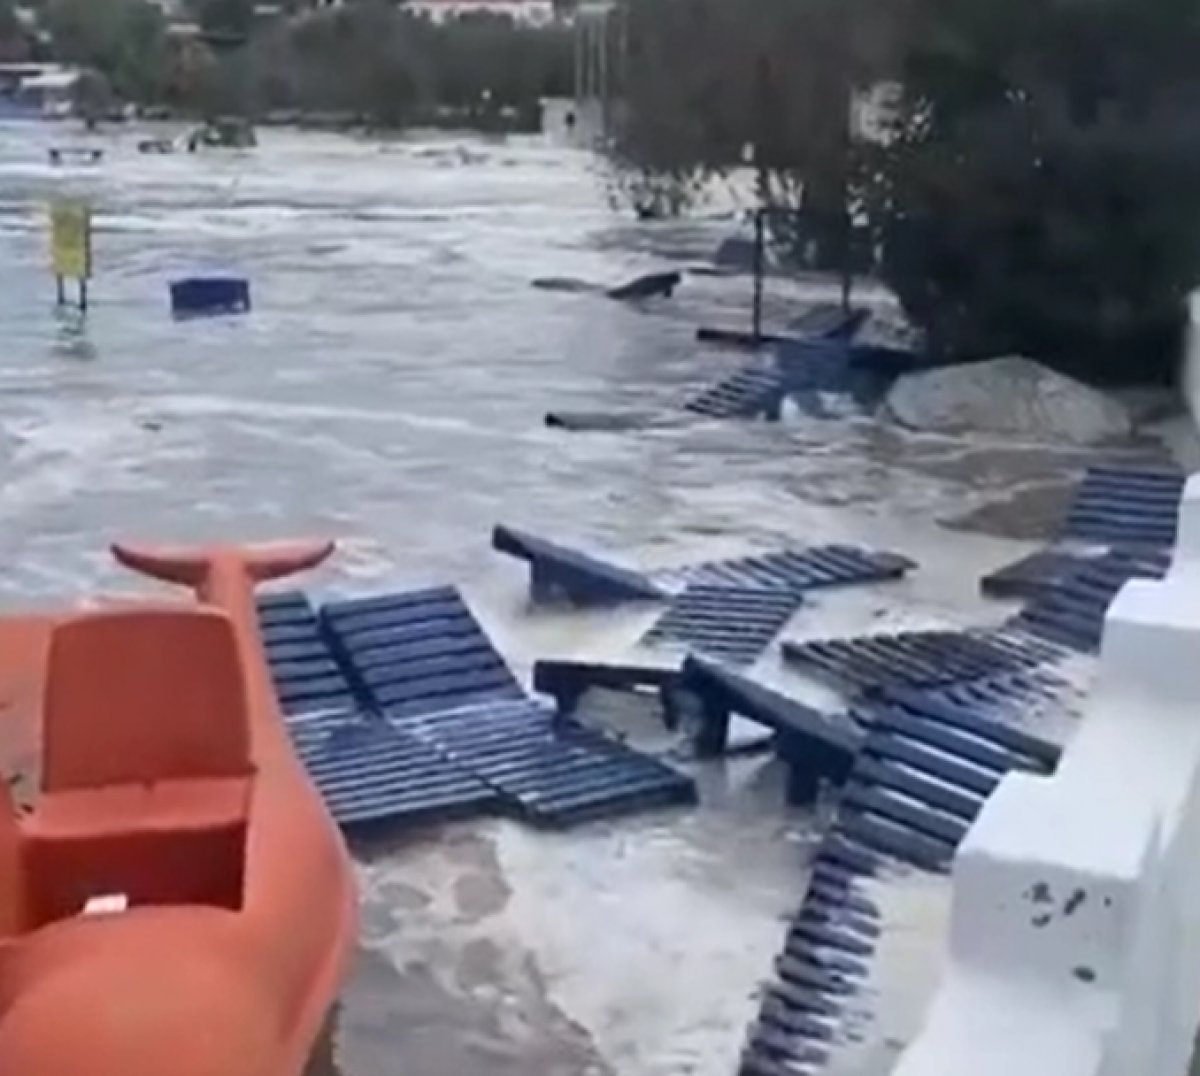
top-left (492, 795), bottom-right (812, 1076)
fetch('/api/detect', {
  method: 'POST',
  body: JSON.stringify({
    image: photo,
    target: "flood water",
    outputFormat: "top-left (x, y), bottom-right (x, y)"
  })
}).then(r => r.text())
top-left (0, 122), bottom-right (1167, 1074)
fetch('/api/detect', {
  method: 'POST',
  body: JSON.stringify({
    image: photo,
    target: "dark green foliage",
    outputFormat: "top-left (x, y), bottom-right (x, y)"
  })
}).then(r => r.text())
top-left (189, 0), bottom-right (255, 45)
top-left (39, 0), bottom-right (570, 129)
top-left (873, 0), bottom-right (1200, 382)
top-left (244, 5), bottom-right (570, 128)
top-left (44, 0), bottom-right (169, 103)
top-left (0, 0), bottom-right (28, 61)
top-left (614, 0), bottom-right (1200, 382)
top-left (609, 0), bottom-right (884, 275)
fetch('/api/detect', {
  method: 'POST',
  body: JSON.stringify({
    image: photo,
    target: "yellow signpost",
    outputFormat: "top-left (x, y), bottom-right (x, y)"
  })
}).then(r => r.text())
top-left (48, 199), bottom-right (93, 311)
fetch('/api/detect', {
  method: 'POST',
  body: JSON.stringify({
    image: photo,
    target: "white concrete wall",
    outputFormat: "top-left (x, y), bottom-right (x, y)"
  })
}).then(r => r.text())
top-left (893, 475), bottom-right (1200, 1076)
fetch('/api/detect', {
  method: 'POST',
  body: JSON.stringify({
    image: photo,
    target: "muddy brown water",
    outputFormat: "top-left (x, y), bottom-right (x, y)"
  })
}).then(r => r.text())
top-left (0, 122), bottom-right (1182, 1074)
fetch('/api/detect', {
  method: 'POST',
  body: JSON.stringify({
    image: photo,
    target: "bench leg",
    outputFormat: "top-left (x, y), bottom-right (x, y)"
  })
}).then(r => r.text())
top-left (694, 700), bottom-right (731, 758)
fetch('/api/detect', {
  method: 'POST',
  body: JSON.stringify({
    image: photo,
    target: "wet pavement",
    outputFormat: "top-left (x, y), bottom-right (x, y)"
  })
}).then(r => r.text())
top-left (0, 121), bottom-right (1179, 1075)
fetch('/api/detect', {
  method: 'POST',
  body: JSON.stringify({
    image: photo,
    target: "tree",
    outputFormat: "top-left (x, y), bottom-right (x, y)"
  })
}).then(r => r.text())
top-left (189, 0), bottom-right (255, 45)
top-left (608, 0), bottom-right (898, 242)
top-left (872, 0), bottom-right (1200, 382)
top-left (0, 0), bottom-right (29, 60)
top-left (45, 0), bottom-right (169, 102)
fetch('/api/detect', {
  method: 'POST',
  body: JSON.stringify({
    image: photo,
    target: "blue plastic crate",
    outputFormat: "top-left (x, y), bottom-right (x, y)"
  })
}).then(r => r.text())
top-left (170, 276), bottom-right (251, 318)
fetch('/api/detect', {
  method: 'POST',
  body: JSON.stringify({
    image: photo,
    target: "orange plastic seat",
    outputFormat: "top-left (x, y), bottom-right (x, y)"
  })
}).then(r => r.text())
top-left (40, 606), bottom-right (253, 791)
top-left (30, 778), bottom-right (249, 839)
top-left (24, 607), bottom-right (256, 925)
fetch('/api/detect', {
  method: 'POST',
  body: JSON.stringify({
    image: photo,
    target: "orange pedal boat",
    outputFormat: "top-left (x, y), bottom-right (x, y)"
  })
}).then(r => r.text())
top-left (0, 541), bottom-right (357, 1076)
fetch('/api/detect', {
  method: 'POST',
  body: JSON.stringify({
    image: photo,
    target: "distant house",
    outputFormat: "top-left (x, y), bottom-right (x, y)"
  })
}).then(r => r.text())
top-left (0, 64), bottom-right (83, 117)
top-left (404, 0), bottom-right (558, 26)
top-left (145, 0), bottom-right (191, 16)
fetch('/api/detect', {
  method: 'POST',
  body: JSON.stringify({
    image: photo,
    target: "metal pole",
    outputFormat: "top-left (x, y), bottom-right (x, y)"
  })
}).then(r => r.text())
top-left (79, 278), bottom-right (88, 313)
top-left (574, 18), bottom-right (584, 103)
top-left (752, 209), bottom-right (765, 342)
top-left (752, 55), bottom-right (771, 344)
top-left (600, 7), bottom-right (609, 110)
top-left (55, 275), bottom-right (64, 306)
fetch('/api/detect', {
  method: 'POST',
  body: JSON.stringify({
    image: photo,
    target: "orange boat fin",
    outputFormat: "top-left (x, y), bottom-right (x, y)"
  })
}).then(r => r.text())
top-left (111, 541), bottom-right (335, 587)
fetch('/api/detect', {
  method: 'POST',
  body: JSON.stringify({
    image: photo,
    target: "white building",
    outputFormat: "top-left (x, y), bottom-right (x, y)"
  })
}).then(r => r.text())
top-left (404, 0), bottom-right (558, 26)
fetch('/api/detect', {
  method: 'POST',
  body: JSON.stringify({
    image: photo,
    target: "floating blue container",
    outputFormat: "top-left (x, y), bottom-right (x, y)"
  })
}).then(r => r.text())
top-left (170, 276), bottom-right (251, 318)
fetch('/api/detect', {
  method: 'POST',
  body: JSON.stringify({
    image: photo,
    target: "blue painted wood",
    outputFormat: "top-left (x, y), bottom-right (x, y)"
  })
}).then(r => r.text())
top-left (813, 835), bottom-right (882, 877)
top-left (680, 545), bottom-right (913, 594)
top-left (981, 549), bottom-right (1102, 600)
top-left (796, 898), bottom-right (883, 941)
top-left (786, 918), bottom-right (877, 959)
top-left (851, 755), bottom-right (982, 821)
top-left (389, 697), bottom-right (696, 827)
top-left (761, 984), bottom-right (843, 1020)
top-left (870, 706), bottom-right (1030, 774)
top-left (680, 654), bottom-right (862, 751)
top-left (322, 585), bottom-right (525, 716)
top-left (789, 303), bottom-right (870, 340)
top-left (884, 685), bottom-right (1061, 769)
top-left (262, 586), bottom-right (696, 833)
top-left (806, 880), bottom-right (879, 920)
top-left (742, 667), bottom-right (1072, 1067)
top-left (838, 810), bottom-right (954, 872)
top-left (1016, 546), bottom-right (1170, 650)
top-left (287, 717), bottom-right (497, 829)
top-left (773, 954), bottom-right (860, 996)
top-left (170, 276), bottom-right (251, 317)
top-left (532, 659), bottom-right (678, 718)
top-left (1059, 464), bottom-right (1184, 547)
top-left (842, 782), bottom-right (970, 848)
top-left (641, 584), bottom-right (802, 665)
top-left (740, 1045), bottom-right (826, 1076)
top-left (778, 939), bottom-right (870, 981)
top-left (864, 731), bottom-right (1002, 798)
top-left (492, 525), bottom-right (667, 605)
top-left (679, 655), bottom-right (861, 798)
top-left (744, 1030), bottom-right (831, 1072)
top-left (755, 1006), bottom-right (838, 1043)
top-left (256, 590), bottom-right (358, 719)
top-left (781, 628), bottom-right (1053, 695)
top-left (683, 364), bottom-right (787, 420)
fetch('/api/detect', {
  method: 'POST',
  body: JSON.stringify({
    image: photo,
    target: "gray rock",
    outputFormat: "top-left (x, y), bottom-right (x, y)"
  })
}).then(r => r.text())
top-left (885, 356), bottom-right (1133, 445)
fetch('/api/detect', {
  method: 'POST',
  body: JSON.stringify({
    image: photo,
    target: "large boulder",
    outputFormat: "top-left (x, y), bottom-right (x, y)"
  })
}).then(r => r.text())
top-left (884, 356), bottom-right (1134, 445)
